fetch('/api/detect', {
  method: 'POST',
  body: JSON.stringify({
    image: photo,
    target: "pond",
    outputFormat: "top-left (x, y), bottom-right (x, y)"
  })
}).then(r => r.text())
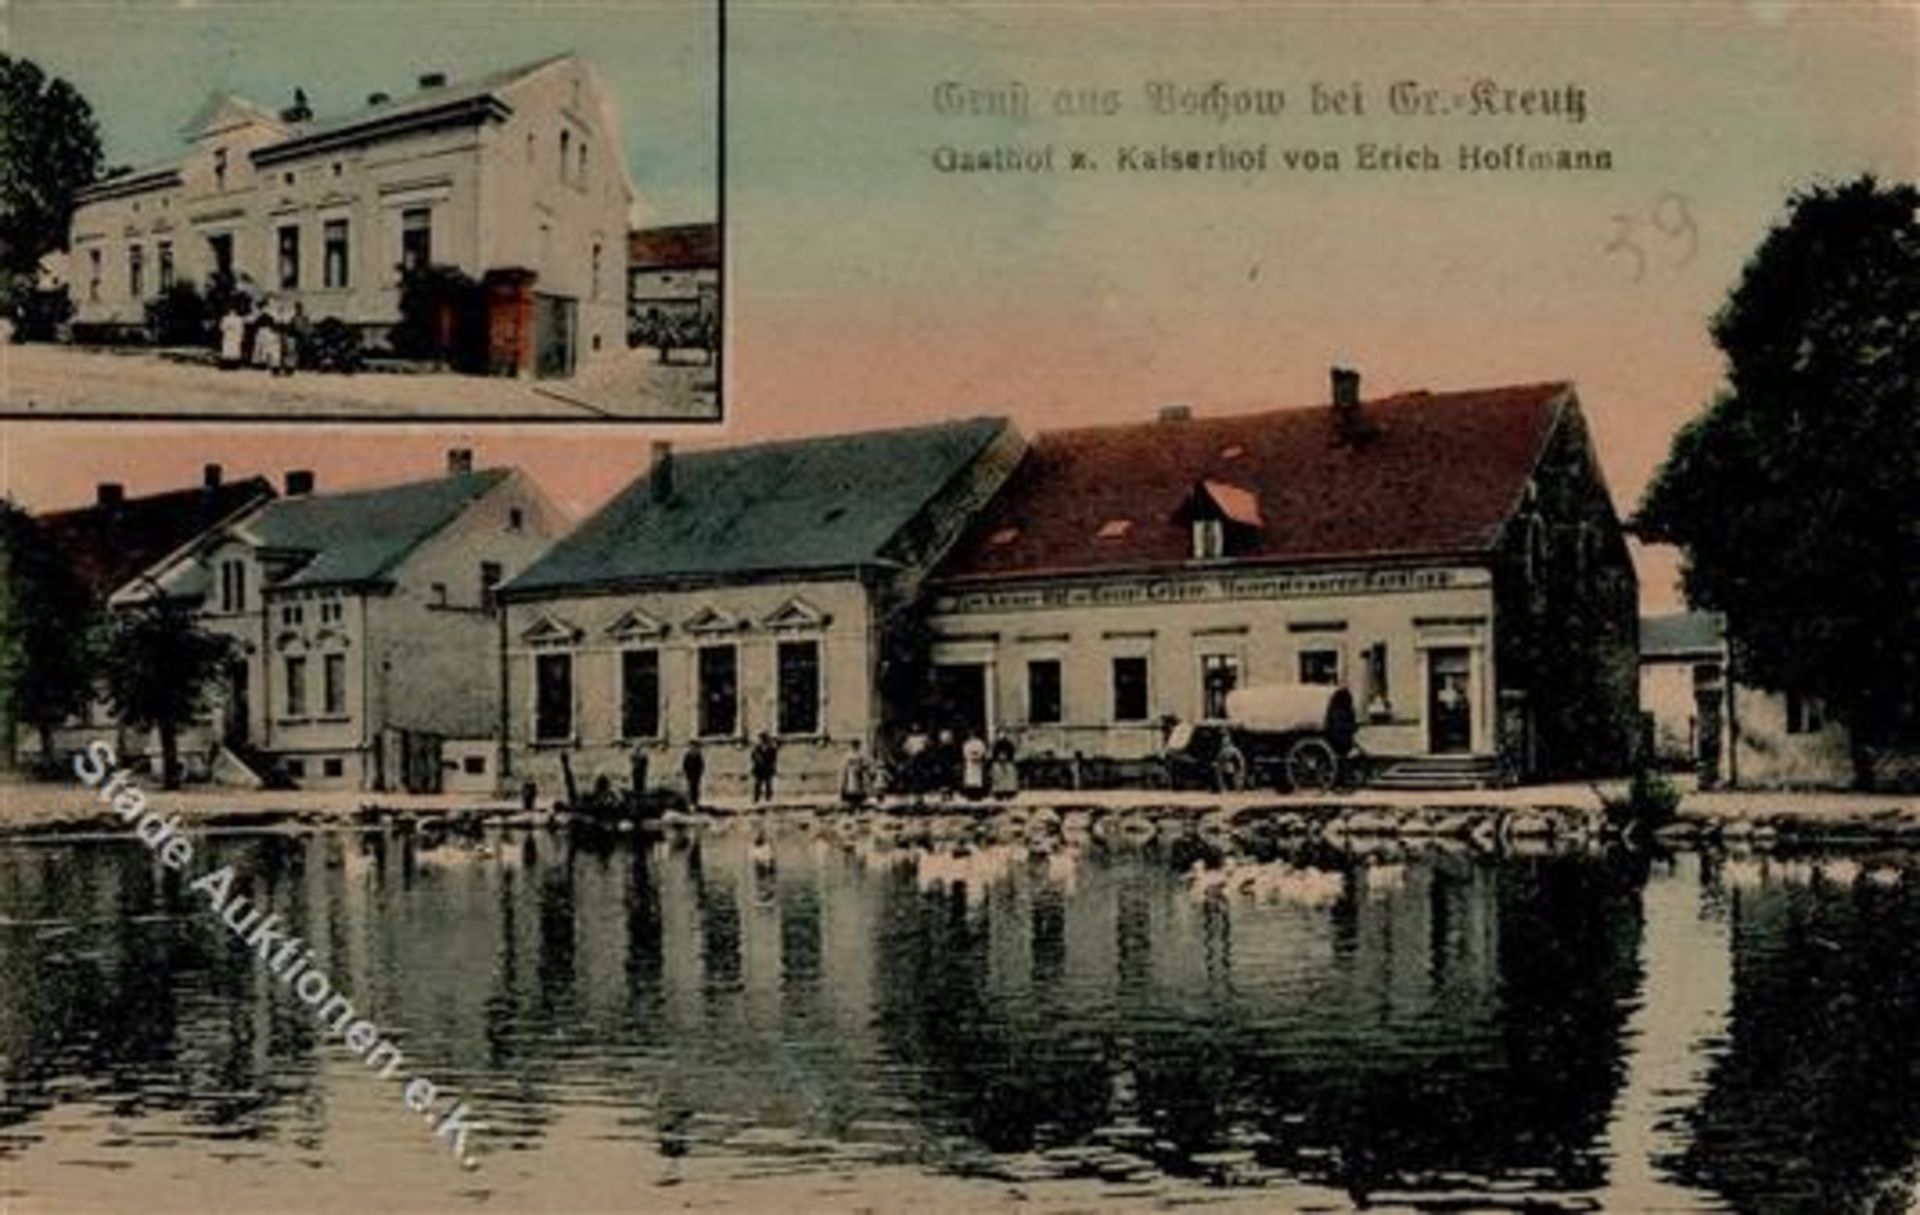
top-left (1, 821), bottom-right (1916, 1211)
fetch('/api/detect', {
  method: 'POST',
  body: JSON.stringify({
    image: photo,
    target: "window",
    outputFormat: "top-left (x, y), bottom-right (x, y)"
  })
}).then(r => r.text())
top-left (1364, 642), bottom-right (1391, 716)
top-left (400, 207), bottom-right (431, 273)
top-left (323, 218), bottom-right (350, 288)
top-left (87, 249), bottom-right (101, 301)
top-left (158, 241), bottom-right (174, 291)
top-left (1112, 656), bottom-right (1150, 723)
top-left (322, 758), bottom-right (344, 778)
top-left (284, 655), bottom-right (308, 718)
top-left (1192, 518), bottom-right (1225, 560)
top-left (534, 652), bottom-right (573, 741)
top-left (508, 508), bottom-right (525, 532)
top-left (591, 241), bottom-right (603, 300)
top-left (621, 649), bottom-right (661, 739)
top-left (320, 600), bottom-right (343, 624)
top-left (480, 562), bottom-right (503, 604)
top-left (219, 559), bottom-right (247, 614)
top-left (463, 755), bottom-right (487, 775)
top-left (697, 645), bottom-right (739, 737)
top-left (777, 640), bottom-right (821, 736)
top-left (285, 758), bottom-right (307, 779)
top-left (128, 244), bottom-right (145, 299)
top-left (430, 582), bottom-right (449, 607)
top-left (277, 225), bottom-right (300, 289)
top-left (1786, 692), bottom-right (1826, 736)
top-left (213, 146), bottom-right (228, 191)
top-left (577, 142), bottom-right (588, 187)
top-left (559, 129), bottom-right (571, 183)
top-left (1298, 648), bottom-right (1342, 686)
top-left (323, 653), bottom-right (346, 716)
top-left (1027, 659), bottom-right (1063, 724)
top-left (1201, 653), bottom-right (1240, 720)
top-left (279, 604), bottom-right (304, 626)
top-left (208, 233), bottom-right (234, 281)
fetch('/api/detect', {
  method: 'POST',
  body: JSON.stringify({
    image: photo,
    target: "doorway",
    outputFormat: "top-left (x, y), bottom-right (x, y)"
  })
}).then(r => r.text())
top-left (533, 293), bottom-right (577, 379)
top-left (1427, 647), bottom-right (1473, 754)
top-left (929, 663), bottom-right (990, 740)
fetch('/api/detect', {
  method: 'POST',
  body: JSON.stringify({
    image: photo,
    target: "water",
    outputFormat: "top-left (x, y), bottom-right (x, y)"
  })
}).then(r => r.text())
top-left (1, 822), bottom-right (1917, 1212)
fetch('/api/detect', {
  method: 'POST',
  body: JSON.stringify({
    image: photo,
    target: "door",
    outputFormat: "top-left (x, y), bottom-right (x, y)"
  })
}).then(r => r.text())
top-left (225, 659), bottom-right (250, 746)
top-left (930, 663), bottom-right (990, 740)
top-left (533, 293), bottom-right (577, 379)
top-left (1427, 647), bottom-right (1473, 754)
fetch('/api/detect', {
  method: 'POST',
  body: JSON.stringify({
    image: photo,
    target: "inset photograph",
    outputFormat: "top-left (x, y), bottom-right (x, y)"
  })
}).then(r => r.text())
top-left (1, 1), bottom-right (719, 421)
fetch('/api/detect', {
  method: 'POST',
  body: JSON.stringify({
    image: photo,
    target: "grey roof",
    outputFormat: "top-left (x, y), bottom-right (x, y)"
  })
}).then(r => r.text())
top-left (252, 54), bottom-right (569, 162)
top-left (505, 418), bottom-right (1010, 595)
top-left (1641, 611), bottom-right (1726, 659)
top-left (241, 469), bottom-right (510, 590)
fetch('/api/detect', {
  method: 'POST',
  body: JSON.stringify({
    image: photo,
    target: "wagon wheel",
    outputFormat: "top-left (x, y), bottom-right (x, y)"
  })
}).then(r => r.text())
top-left (1286, 737), bottom-right (1339, 793)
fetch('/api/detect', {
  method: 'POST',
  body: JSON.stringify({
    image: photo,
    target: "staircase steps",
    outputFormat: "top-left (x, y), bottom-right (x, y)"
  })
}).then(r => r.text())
top-left (1367, 754), bottom-right (1501, 791)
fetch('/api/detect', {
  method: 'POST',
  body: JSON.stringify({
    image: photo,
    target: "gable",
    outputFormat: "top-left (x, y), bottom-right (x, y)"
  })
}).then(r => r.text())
top-left (520, 612), bottom-right (583, 647)
top-left (605, 607), bottom-right (670, 642)
top-left (761, 596), bottom-right (832, 631)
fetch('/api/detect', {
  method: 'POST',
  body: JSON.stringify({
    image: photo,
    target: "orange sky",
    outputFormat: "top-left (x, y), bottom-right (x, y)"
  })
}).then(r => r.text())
top-left (3, 1), bottom-right (1914, 613)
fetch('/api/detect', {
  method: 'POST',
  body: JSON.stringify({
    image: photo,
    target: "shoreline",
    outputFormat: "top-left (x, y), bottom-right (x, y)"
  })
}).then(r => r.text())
top-left (3, 775), bottom-right (1915, 850)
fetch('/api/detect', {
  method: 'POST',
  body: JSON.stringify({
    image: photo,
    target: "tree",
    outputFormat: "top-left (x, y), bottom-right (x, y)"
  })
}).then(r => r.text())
top-left (0, 54), bottom-right (103, 280)
top-left (1637, 175), bottom-right (1920, 787)
top-left (100, 587), bottom-right (232, 789)
top-left (0, 501), bottom-right (101, 770)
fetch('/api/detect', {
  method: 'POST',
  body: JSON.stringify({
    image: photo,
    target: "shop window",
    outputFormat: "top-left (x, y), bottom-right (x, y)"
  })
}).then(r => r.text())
top-left (697, 645), bottom-right (738, 737)
top-left (777, 640), bottom-right (821, 735)
top-left (1201, 653), bottom-right (1240, 720)
top-left (534, 652), bottom-right (573, 741)
top-left (1027, 659), bottom-right (1063, 724)
top-left (621, 648), bottom-right (661, 739)
top-left (1112, 656), bottom-right (1150, 723)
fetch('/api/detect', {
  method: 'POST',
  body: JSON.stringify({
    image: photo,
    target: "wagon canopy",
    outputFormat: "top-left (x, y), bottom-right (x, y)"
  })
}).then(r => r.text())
top-left (1224, 683), bottom-right (1356, 737)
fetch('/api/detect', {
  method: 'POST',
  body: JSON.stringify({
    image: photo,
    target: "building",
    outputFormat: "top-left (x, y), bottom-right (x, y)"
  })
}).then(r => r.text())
top-left (68, 53), bottom-right (632, 377)
top-left (122, 452), bottom-right (565, 790)
top-left (628, 222), bottom-right (719, 338)
top-left (1639, 611), bottom-right (1728, 776)
top-left (499, 418), bottom-right (1026, 798)
top-left (928, 373), bottom-right (1640, 786)
top-left (12, 467), bottom-right (276, 770)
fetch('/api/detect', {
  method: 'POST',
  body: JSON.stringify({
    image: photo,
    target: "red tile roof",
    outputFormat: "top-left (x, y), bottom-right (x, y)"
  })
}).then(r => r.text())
top-left (37, 478), bottom-right (275, 597)
top-left (628, 223), bottom-right (719, 271)
top-left (938, 382), bottom-right (1572, 583)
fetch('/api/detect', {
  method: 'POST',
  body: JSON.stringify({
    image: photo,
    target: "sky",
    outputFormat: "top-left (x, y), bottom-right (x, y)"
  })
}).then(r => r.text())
top-left (2, 0), bottom-right (1915, 612)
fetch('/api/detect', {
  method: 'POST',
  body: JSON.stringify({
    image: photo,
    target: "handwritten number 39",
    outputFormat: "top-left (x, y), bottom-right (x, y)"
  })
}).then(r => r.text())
top-left (1607, 192), bottom-right (1698, 283)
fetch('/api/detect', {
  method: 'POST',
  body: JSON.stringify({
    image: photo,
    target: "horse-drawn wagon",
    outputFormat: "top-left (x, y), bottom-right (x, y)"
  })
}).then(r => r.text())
top-left (1166, 683), bottom-right (1360, 792)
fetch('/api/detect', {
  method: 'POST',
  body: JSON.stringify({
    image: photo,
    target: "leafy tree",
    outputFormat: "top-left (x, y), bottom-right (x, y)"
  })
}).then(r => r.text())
top-left (144, 276), bottom-right (210, 347)
top-left (0, 501), bottom-right (101, 770)
top-left (1637, 176), bottom-right (1920, 787)
top-left (0, 54), bottom-right (104, 280)
top-left (391, 263), bottom-right (484, 369)
top-left (101, 586), bottom-right (232, 789)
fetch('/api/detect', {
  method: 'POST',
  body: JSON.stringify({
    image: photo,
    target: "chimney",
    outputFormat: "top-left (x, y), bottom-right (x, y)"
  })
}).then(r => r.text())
top-left (418, 71), bottom-right (447, 90)
top-left (1330, 366), bottom-right (1364, 441)
top-left (96, 482), bottom-right (125, 508)
top-left (649, 441), bottom-right (674, 503)
top-left (203, 463), bottom-right (223, 489)
top-left (447, 448), bottom-right (474, 476)
top-left (1158, 403), bottom-right (1192, 423)
top-left (285, 469), bottom-right (315, 496)
top-left (367, 91), bottom-right (391, 107)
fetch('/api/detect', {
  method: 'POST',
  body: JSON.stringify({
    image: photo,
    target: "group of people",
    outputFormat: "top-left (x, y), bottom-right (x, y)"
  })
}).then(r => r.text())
top-left (217, 296), bottom-right (307, 376)
top-left (893, 724), bottom-right (1020, 803)
top-left (642, 725), bottom-right (1019, 812)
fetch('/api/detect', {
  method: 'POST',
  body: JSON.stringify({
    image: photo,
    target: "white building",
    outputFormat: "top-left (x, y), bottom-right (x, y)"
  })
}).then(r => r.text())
top-left (122, 452), bottom-right (565, 790)
top-left (68, 53), bottom-right (632, 378)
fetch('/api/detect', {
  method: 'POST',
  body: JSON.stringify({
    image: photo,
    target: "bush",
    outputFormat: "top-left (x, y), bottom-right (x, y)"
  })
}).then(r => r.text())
top-left (1602, 766), bottom-right (1682, 836)
top-left (391, 263), bottom-right (485, 371)
top-left (307, 318), bottom-right (363, 373)
top-left (144, 278), bottom-right (209, 347)
top-left (1, 275), bottom-right (73, 342)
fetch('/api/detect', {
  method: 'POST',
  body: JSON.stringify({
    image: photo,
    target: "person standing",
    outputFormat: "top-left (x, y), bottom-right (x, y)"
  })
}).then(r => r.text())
top-left (839, 740), bottom-right (871, 808)
top-left (990, 735), bottom-right (1020, 800)
top-left (218, 306), bottom-right (246, 369)
top-left (254, 297), bottom-right (284, 372)
top-left (901, 724), bottom-right (931, 803)
top-left (682, 740), bottom-right (706, 810)
top-left (961, 730), bottom-right (988, 799)
top-left (935, 728), bottom-right (960, 800)
top-left (629, 744), bottom-right (650, 800)
top-left (750, 732), bottom-right (779, 804)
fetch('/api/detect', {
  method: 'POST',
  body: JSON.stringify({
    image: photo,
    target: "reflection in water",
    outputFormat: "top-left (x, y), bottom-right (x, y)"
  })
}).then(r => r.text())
top-left (0, 826), bottom-right (1915, 1209)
